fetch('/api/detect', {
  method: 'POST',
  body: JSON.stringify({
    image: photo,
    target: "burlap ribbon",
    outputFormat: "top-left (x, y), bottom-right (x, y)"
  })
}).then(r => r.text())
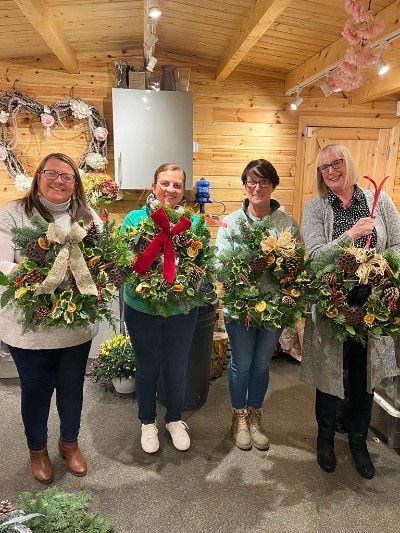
top-left (132, 207), bottom-right (192, 283)
top-left (35, 222), bottom-right (98, 296)
top-left (260, 229), bottom-right (296, 258)
top-left (351, 247), bottom-right (390, 285)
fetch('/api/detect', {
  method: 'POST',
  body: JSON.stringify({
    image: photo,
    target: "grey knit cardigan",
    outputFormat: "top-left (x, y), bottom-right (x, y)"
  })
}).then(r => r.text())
top-left (300, 188), bottom-right (400, 397)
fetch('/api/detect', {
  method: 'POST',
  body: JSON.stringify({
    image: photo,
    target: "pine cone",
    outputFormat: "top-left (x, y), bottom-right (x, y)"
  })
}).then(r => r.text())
top-left (282, 295), bottom-right (296, 307)
top-left (222, 280), bottom-right (230, 292)
top-left (322, 272), bottom-right (338, 286)
top-left (285, 256), bottom-right (301, 275)
top-left (368, 273), bottom-right (385, 287)
top-left (25, 269), bottom-right (46, 285)
top-left (250, 256), bottom-right (269, 274)
top-left (384, 286), bottom-right (400, 302)
top-left (186, 267), bottom-right (202, 286)
top-left (35, 306), bottom-right (51, 320)
top-left (172, 233), bottom-right (189, 247)
top-left (135, 237), bottom-right (150, 255)
top-left (107, 268), bottom-right (127, 289)
top-left (338, 252), bottom-right (359, 275)
top-left (0, 500), bottom-right (12, 516)
top-left (84, 222), bottom-right (101, 241)
top-left (67, 272), bottom-right (78, 290)
top-left (344, 305), bottom-right (365, 325)
top-left (26, 240), bottom-right (46, 263)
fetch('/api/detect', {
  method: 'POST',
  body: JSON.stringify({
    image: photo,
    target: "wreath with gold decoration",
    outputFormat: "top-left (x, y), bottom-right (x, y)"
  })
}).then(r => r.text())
top-left (307, 242), bottom-right (400, 343)
top-left (0, 215), bottom-right (131, 332)
top-left (217, 218), bottom-right (309, 329)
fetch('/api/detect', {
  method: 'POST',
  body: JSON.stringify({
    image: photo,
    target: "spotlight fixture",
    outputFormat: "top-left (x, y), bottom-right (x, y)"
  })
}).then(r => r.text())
top-left (320, 81), bottom-right (332, 97)
top-left (144, 32), bottom-right (158, 52)
top-left (148, 0), bottom-right (162, 19)
top-left (146, 56), bottom-right (157, 72)
top-left (290, 91), bottom-right (303, 110)
top-left (376, 55), bottom-right (390, 76)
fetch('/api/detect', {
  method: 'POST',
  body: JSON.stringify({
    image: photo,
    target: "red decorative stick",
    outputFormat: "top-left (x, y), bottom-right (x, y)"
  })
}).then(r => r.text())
top-left (362, 175), bottom-right (389, 248)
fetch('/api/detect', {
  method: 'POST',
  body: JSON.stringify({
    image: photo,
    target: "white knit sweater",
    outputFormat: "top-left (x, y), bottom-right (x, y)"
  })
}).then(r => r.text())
top-left (0, 198), bottom-right (102, 350)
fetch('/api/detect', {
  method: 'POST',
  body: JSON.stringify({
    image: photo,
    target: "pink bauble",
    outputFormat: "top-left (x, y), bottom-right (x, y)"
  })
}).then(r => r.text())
top-left (41, 113), bottom-right (55, 127)
top-left (94, 127), bottom-right (108, 142)
top-left (0, 145), bottom-right (7, 161)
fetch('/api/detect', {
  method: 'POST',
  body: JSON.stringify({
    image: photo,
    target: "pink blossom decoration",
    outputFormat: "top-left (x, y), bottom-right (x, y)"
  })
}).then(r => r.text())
top-left (0, 144), bottom-right (7, 161)
top-left (41, 113), bottom-right (55, 128)
top-left (94, 127), bottom-right (108, 142)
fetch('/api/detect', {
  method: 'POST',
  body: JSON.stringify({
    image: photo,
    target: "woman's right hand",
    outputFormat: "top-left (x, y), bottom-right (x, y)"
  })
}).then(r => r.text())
top-left (347, 217), bottom-right (376, 240)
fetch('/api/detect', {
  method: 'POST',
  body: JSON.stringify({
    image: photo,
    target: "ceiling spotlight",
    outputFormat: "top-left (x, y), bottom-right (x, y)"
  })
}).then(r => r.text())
top-left (144, 32), bottom-right (158, 52)
top-left (320, 81), bottom-right (332, 97)
top-left (290, 92), bottom-right (303, 110)
top-left (376, 56), bottom-right (389, 76)
top-left (148, 1), bottom-right (162, 19)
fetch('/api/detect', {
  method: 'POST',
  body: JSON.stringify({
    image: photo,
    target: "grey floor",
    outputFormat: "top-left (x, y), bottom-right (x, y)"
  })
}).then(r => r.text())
top-left (1, 357), bottom-right (399, 533)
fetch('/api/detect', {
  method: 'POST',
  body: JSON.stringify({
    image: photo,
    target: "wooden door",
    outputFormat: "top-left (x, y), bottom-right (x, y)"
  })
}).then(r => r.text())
top-left (293, 117), bottom-right (400, 224)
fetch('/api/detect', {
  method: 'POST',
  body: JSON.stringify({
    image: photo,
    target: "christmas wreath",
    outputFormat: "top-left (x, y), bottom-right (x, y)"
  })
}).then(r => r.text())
top-left (217, 218), bottom-right (309, 329)
top-left (0, 215), bottom-right (131, 331)
top-left (124, 205), bottom-right (215, 317)
top-left (307, 242), bottom-right (400, 343)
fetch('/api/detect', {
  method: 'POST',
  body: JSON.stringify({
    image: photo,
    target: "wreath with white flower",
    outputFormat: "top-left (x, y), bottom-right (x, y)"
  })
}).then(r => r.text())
top-left (217, 218), bottom-right (309, 329)
top-left (0, 90), bottom-right (109, 192)
top-left (307, 242), bottom-right (400, 344)
top-left (0, 215), bottom-right (131, 332)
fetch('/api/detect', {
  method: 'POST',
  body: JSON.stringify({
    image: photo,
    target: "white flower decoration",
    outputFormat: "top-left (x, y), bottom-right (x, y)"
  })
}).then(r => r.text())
top-left (0, 110), bottom-right (9, 124)
top-left (70, 99), bottom-right (92, 120)
top-left (14, 173), bottom-right (33, 192)
top-left (85, 152), bottom-right (108, 171)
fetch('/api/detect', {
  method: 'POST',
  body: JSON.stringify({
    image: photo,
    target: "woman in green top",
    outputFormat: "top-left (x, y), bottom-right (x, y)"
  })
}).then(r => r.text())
top-left (122, 163), bottom-right (201, 454)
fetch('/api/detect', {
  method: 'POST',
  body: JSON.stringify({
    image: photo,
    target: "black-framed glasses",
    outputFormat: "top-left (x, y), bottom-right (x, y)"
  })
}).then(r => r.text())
top-left (245, 179), bottom-right (271, 189)
top-left (318, 159), bottom-right (344, 174)
top-left (41, 169), bottom-right (75, 183)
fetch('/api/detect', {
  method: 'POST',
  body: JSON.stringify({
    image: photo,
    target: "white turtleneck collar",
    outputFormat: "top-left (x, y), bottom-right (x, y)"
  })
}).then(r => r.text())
top-left (39, 194), bottom-right (71, 214)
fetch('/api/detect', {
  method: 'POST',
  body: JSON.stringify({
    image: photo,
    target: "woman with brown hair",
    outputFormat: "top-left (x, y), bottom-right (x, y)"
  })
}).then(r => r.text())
top-left (0, 153), bottom-right (103, 484)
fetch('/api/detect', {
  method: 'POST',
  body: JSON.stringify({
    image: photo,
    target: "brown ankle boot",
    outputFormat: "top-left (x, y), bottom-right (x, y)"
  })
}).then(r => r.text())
top-left (29, 447), bottom-right (54, 484)
top-left (58, 439), bottom-right (87, 477)
top-left (247, 407), bottom-right (270, 450)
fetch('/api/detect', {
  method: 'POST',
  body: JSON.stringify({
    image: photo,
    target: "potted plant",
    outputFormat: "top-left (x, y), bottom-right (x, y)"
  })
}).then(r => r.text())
top-left (89, 333), bottom-right (135, 393)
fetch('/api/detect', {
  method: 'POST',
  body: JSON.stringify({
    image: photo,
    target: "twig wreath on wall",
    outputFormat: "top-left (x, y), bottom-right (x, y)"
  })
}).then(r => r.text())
top-left (0, 90), bottom-right (109, 192)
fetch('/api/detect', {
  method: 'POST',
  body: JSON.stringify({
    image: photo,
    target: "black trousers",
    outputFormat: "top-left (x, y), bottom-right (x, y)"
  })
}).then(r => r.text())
top-left (8, 341), bottom-right (91, 450)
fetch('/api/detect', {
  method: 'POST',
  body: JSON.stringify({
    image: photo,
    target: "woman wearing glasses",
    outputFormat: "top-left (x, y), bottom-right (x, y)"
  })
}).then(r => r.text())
top-left (0, 153), bottom-right (103, 483)
top-left (300, 144), bottom-right (400, 479)
top-left (215, 159), bottom-right (299, 450)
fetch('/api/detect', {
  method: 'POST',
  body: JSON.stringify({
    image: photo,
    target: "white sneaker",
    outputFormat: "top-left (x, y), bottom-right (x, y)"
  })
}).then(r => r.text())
top-left (166, 421), bottom-right (191, 451)
top-left (141, 423), bottom-right (159, 453)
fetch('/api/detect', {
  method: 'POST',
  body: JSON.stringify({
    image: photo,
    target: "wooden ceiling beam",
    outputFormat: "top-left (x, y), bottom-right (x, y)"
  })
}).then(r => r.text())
top-left (349, 67), bottom-right (400, 104)
top-left (284, 0), bottom-right (400, 96)
top-left (215, 0), bottom-right (293, 81)
top-left (13, 0), bottom-right (79, 73)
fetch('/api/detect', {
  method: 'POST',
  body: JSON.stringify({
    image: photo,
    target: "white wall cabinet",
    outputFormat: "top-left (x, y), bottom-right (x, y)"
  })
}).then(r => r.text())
top-left (112, 88), bottom-right (193, 190)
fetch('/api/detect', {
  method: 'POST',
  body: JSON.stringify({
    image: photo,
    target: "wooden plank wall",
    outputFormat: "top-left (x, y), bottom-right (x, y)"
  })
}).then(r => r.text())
top-left (1, 51), bottom-right (400, 245)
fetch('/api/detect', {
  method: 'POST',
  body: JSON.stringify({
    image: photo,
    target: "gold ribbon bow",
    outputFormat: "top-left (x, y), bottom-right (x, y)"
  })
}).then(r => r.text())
top-left (351, 248), bottom-right (390, 285)
top-left (260, 230), bottom-right (296, 258)
top-left (35, 222), bottom-right (98, 296)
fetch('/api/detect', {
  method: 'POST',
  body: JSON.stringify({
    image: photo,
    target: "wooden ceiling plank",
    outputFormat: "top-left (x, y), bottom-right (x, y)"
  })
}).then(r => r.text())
top-left (13, 0), bottom-right (79, 73)
top-left (349, 66), bottom-right (400, 104)
top-left (215, 0), bottom-right (293, 81)
top-left (284, 0), bottom-right (400, 95)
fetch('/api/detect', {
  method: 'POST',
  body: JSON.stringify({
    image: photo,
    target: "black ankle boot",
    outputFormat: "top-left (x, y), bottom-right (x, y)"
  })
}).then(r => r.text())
top-left (349, 442), bottom-right (374, 479)
top-left (317, 437), bottom-right (336, 473)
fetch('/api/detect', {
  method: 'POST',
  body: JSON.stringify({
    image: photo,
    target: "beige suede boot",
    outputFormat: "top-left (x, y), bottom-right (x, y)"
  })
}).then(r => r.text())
top-left (231, 408), bottom-right (251, 450)
top-left (248, 407), bottom-right (270, 450)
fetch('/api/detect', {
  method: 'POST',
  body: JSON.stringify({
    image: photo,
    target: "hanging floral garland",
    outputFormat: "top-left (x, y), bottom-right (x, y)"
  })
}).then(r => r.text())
top-left (0, 90), bottom-right (109, 192)
top-left (328, 0), bottom-right (385, 92)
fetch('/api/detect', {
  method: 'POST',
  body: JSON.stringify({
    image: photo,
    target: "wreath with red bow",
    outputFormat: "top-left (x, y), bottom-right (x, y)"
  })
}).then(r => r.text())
top-left (124, 206), bottom-right (215, 317)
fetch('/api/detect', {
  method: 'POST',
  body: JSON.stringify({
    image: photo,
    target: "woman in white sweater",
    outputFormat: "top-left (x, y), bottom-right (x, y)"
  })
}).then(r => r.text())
top-left (0, 153), bottom-right (102, 484)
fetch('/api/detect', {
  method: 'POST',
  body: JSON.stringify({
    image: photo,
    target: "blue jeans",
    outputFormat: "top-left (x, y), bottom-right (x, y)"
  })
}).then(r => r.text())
top-left (8, 341), bottom-right (91, 450)
top-left (226, 320), bottom-right (281, 409)
top-left (124, 304), bottom-right (198, 424)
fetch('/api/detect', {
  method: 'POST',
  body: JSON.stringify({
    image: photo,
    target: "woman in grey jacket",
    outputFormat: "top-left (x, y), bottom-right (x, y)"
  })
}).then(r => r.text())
top-left (301, 144), bottom-right (400, 479)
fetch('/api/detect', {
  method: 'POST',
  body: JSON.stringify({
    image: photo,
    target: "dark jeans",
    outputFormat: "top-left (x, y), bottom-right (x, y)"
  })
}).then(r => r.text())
top-left (8, 341), bottom-right (91, 450)
top-left (124, 304), bottom-right (198, 424)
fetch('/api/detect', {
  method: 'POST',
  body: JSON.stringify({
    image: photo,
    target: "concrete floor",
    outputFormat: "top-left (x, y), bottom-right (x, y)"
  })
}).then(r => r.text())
top-left (1, 357), bottom-right (399, 533)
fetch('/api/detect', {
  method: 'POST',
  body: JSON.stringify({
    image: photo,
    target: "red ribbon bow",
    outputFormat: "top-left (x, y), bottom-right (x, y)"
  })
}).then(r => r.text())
top-left (362, 175), bottom-right (389, 248)
top-left (132, 207), bottom-right (192, 283)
